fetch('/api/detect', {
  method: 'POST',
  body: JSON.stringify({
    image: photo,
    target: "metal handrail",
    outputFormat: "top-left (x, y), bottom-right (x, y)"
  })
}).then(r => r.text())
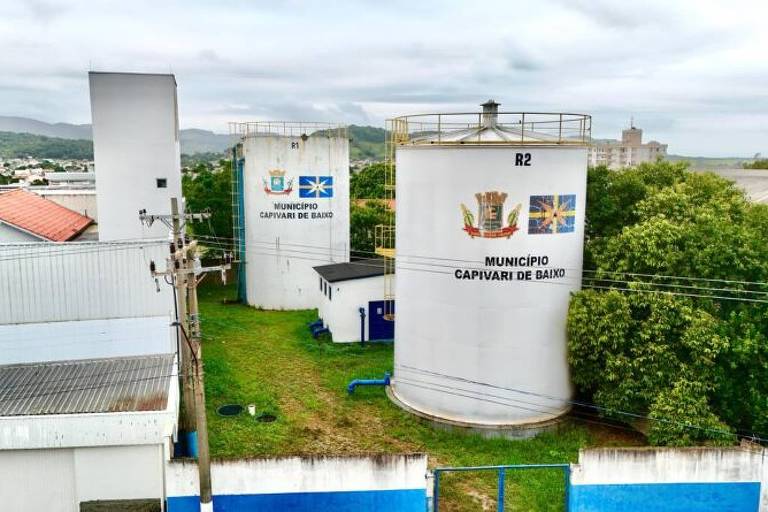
top-left (228, 121), bottom-right (348, 138)
top-left (433, 463), bottom-right (571, 512)
top-left (388, 111), bottom-right (591, 146)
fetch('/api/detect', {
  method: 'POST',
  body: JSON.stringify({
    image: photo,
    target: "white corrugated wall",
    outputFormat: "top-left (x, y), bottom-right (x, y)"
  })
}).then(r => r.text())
top-left (0, 240), bottom-right (174, 324)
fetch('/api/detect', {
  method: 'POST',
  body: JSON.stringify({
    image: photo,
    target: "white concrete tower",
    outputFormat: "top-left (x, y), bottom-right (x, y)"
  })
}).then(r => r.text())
top-left (89, 72), bottom-right (182, 240)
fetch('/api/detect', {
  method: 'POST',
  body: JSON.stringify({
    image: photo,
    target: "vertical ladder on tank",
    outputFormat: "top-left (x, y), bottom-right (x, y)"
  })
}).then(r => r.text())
top-left (374, 118), bottom-right (407, 320)
top-left (230, 141), bottom-right (247, 302)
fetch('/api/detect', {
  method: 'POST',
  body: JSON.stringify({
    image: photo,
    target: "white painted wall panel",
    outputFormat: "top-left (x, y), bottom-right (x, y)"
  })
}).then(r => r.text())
top-left (74, 445), bottom-right (163, 503)
top-left (318, 275), bottom-right (391, 343)
top-left (0, 448), bottom-right (76, 512)
top-left (0, 222), bottom-right (41, 242)
top-left (89, 72), bottom-right (182, 241)
top-left (166, 454), bottom-right (427, 496)
top-left (0, 241), bottom-right (173, 324)
top-left (571, 447), bottom-right (768, 510)
top-left (0, 316), bottom-right (174, 364)
top-left (38, 190), bottom-right (98, 220)
top-left (0, 444), bottom-right (164, 512)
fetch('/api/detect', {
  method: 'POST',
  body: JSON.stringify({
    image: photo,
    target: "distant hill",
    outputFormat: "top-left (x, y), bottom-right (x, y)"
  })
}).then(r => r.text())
top-left (0, 116), bottom-right (92, 140)
top-left (0, 131), bottom-right (93, 159)
top-left (0, 116), bottom-right (387, 160)
top-left (0, 116), bottom-right (237, 155)
top-left (178, 128), bottom-right (238, 154)
top-left (349, 125), bottom-right (385, 160)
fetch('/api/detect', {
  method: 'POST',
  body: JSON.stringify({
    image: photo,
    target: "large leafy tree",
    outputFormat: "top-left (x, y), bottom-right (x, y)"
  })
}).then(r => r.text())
top-left (569, 162), bottom-right (768, 445)
top-left (350, 162), bottom-right (388, 199)
top-left (182, 160), bottom-right (233, 242)
top-left (350, 201), bottom-right (392, 255)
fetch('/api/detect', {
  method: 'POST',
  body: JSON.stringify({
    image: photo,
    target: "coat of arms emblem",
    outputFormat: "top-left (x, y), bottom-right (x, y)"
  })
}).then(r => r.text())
top-left (460, 191), bottom-right (521, 239)
top-left (263, 169), bottom-right (294, 195)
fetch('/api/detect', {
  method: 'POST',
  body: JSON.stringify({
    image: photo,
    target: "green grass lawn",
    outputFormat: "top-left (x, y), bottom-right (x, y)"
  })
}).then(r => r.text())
top-left (198, 285), bottom-right (641, 511)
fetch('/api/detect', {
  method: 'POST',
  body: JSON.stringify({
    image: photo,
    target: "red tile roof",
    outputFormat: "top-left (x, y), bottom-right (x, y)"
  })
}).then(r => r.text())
top-left (0, 189), bottom-right (94, 242)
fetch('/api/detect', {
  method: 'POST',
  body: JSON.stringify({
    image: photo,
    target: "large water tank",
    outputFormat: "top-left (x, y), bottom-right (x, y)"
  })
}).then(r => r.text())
top-left (234, 122), bottom-right (350, 309)
top-left (389, 102), bottom-right (591, 434)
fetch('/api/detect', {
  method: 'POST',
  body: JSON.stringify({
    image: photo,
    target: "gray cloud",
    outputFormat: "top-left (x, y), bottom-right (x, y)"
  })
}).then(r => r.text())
top-left (0, 0), bottom-right (765, 156)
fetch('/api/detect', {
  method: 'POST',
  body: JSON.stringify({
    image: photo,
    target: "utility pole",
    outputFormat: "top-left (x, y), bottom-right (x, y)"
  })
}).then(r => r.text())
top-left (142, 199), bottom-right (230, 512)
top-left (186, 241), bottom-right (213, 509)
top-left (170, 198), bottom-right (196, 435)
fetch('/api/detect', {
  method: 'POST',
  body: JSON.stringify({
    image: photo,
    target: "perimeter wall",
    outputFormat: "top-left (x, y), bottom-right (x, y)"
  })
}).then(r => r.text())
top-left (166, 454), bottom-right (427, 512)
top-left (569, 447), bottom-right (766, 512)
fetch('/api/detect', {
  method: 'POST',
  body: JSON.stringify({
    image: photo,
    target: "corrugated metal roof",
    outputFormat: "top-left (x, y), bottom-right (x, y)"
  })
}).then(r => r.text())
top-left (0, 354), bottom-right (175, 416)
top-left (0, 189), bottom-right (93, 241)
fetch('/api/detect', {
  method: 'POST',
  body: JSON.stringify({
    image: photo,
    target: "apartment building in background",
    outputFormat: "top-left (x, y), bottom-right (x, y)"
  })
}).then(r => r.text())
top-left (589, 123), bottom-right (667, 169)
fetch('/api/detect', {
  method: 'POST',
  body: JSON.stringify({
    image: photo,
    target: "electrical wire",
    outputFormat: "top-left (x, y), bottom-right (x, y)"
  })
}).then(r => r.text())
top-left (3, 235), bottom-right (765, 308)
top-left (196, 235), bottom-right (768, 293)
top-left (199, 232), bottom-right (768, 299)
top-left (212, 245), bottom-right (768, 303)
top-left (195, 234), bottom-right (768, 288)
top-left (395, 365), bottom-right (765, 443)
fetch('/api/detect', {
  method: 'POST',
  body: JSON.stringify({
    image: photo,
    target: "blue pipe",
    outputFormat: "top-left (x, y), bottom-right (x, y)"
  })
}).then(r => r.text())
top-left (347, 372), bottom-right (390, 394)
top-left (185, 431), bottom-right (199, 459)
top-left (312, 326), bottom-right (330, 339)
top-left (358, 307), bottom-right (366, 345)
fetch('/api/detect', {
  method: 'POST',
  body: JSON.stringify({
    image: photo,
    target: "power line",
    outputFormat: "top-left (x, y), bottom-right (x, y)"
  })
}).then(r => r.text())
top-left (230, 246), bottom-right (768, 303)
top-left (196, 234), bottom-right (768, 288)
top-left (395, 365), bottom-right (764, 443)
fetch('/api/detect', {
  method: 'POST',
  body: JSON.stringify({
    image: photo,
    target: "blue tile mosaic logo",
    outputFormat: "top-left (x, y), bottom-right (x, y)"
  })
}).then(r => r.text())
top-left (528, 194), bottom-right (576, 234)
top-left (299, 176), bottom-right (334, 198)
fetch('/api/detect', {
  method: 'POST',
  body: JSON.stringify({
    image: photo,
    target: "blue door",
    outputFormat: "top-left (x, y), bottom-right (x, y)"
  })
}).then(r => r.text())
top-left (368, 300), bottom-right (395, 341)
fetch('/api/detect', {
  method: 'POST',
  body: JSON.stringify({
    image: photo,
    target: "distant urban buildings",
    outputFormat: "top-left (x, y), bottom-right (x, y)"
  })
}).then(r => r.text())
top-left (589, 123), bottom-right (667, 169)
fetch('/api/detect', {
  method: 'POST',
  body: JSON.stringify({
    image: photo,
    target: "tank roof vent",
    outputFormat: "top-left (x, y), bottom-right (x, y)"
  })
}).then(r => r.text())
top-left (481, 99), bottom-right (500, 128)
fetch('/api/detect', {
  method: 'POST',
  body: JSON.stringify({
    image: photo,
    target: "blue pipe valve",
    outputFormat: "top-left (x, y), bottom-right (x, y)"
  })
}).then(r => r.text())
top-left (347, 372), bottom-right (391, 394)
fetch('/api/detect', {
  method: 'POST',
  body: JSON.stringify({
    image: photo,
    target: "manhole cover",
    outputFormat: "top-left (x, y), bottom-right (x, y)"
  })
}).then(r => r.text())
top-left (217, 404), bottom-right (244, 417)
top-left (257, 413), bottom-right (277, 423)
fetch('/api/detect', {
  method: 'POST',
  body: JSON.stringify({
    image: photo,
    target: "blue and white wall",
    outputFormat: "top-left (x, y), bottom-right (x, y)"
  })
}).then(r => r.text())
top-left (569, 447), bottom-right (766, 512)
top-left (166, 454), bottom-right (427, 512)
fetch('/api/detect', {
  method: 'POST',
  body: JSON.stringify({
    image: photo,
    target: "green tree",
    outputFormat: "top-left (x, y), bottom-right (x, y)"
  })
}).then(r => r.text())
top-left (182, 160), bottom-right (233, 244)
top-left (569, 162), bottom-right (768, 445)
top-left (350, 201), bottom-right (392, 255)
top-left (350, 162), bottom-right (388, 199)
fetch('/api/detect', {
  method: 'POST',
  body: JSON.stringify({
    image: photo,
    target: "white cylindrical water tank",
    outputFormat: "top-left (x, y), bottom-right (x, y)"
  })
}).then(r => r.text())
top-left (390, 104), bottom-right (591, 431)
top-left (237, 123), bottom-right (350, 309)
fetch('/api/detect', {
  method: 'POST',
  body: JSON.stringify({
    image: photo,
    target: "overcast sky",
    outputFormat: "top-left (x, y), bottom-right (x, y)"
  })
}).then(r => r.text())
top-left (0, 0), bottom-right (766, 156)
